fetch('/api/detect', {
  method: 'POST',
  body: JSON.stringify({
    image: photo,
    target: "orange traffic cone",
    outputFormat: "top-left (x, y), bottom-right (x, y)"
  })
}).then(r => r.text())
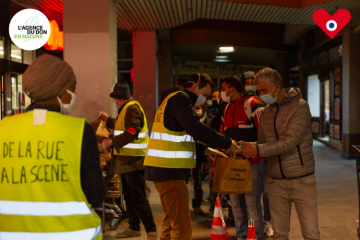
top-left (246, 219), bottom-right (257, 240)
top-left (210, 197), bottom-right (230, 240)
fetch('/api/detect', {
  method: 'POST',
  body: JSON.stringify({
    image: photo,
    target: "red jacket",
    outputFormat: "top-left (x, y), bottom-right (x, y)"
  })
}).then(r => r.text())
top-left (215, 92), bottom-right (264, 165)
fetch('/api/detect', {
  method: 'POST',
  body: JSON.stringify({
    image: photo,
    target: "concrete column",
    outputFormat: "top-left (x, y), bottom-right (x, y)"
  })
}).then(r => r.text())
top-left (157, 30), bottom-right (172, 103)
top-left (132, 30), bottom-right (158, 131)
top-left (63, 0), bottom-right (117, 121)
top-left (276, 53), bottom-right (289, 88)
top-left (341, 28), bottom-right (360, 158)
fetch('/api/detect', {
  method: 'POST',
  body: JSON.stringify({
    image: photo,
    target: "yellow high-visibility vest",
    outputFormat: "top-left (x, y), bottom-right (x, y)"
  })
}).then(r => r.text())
top-left (113, 100), bottom-right (149, 156)
top-left (0, 110), bottom-right (102, 240)
top-left (144, 91), bottom-right (196, 169)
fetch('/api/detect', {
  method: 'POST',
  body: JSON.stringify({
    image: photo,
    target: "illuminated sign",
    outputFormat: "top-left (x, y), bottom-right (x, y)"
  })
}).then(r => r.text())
top-left (43, 20), bottom-right (63, 51)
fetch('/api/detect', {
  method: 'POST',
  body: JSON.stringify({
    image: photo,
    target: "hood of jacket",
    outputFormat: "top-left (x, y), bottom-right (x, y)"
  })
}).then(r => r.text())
top-left (266, 87), bottom-right (302, 109)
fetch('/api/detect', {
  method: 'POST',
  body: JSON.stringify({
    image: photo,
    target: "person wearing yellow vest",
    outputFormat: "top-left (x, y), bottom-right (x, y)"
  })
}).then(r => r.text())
top-left (144, 73), bottom-right (241, 240)
top-left (99, 82), bottom-right (157, 240)
top-left (0, 54), bottom-right (105, 240)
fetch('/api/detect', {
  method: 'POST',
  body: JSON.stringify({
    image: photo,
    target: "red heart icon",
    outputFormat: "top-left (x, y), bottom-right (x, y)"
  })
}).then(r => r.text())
top-left (313, 9), bottom-right (351, 39)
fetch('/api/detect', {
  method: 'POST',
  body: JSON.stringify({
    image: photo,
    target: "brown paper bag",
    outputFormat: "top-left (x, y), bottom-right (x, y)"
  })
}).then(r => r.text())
top-left (95, 120), bottom-right (110, 138)
top-left (213, 153), bottom-right (252, 194)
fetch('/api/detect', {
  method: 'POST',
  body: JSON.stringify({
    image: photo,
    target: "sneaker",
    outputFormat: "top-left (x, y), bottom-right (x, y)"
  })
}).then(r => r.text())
top-left (116, 228), bottom-right (141, 238)
top-left (265, 221), bottom-right (274, 237)
top-left (147, 231), bottom-right (157, 240)
top-left (194, 206), bottom-right (204, 215)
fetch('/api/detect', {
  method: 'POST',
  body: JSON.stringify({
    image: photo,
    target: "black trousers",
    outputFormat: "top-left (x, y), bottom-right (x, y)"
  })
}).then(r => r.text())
top-left (192, 159), bottom-right (204, 208)
top-left (121, 169), bottom-right (157, 233)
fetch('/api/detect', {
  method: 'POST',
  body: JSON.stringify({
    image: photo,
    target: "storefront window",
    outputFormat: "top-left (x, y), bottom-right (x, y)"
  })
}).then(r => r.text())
top-left (307, 74), bottom-right (320, 117)
top-left (23, 50), bottom-right (36, 65)
top-left (10, 74), bottom-right (26, 115)
top-left (11, 43), bottom-right (22, 63)
top-left (0, 36), bottom-right (4, 59)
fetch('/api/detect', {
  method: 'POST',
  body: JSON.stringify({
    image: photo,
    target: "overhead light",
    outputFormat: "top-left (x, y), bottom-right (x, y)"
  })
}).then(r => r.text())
top-left (214, 59), bottom-right (230, 62)
top-left (216, 56), bottom-right (228, 59)
top-left (0, 51), bottom-right (3, 55)
top-left (218, 47), bottom-right (234, 53)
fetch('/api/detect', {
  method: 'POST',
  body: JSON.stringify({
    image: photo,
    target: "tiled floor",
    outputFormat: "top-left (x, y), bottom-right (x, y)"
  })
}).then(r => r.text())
top-left (103, 140), bottom-right (358, 240)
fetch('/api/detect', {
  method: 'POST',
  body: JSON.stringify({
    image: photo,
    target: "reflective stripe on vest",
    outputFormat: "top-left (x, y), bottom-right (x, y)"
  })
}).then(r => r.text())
top-left (0, 200), bottom-right (93, 216)
top-left (150, 132), bottom-right (195, 143)
top-left (146, 149), bottom-right (196, 159)
top-left (113, 101), bottom-right (149, 156)
top-left (0, 111), bottom-right (102, 239)
top-left (0, 226), bottom-right (102, 240)
top-left (144, 91), bottom-right (196, 169)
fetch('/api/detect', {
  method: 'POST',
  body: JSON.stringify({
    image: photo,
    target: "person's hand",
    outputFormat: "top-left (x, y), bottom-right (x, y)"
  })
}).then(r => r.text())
top-left (102, 138), bottom-right (112, 149)
top-left (204, 147), bottom-right (227, 161)
top-left (225, 141), bottom-right (241, 154)
top-left (210, 167), bottom-right (215, 180)
top-left (99, 111), bottom-right (108, 122)
top-left (237, 141), bottom-right (257, 159)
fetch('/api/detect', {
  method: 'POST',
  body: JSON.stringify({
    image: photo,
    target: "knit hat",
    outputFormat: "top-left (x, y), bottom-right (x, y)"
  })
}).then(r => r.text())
top-left (22, 54), bottom-right (76, 101)
top-left (243, 71), bottom-right (256, 79)
top-left (110, 82), bottom-right (132, 100)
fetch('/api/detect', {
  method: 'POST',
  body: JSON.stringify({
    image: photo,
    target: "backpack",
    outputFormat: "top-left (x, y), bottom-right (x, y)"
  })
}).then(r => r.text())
top-left (223, 97), bottom-right (255, 127)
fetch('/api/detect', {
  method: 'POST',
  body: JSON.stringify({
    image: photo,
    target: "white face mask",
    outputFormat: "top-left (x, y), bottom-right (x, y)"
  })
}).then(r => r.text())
top-left (245, 86), bottom-right (257, 92)
top-left (260, 87), bottom-right (278, 105)
top-left (220, 89), bottom-right (232, 103)
top-left (193, 74), bottom-right (208, 107)
top-left (206, 99), bottom-right (213, 107)
top-left (57, 90), bottom-right (78, 115)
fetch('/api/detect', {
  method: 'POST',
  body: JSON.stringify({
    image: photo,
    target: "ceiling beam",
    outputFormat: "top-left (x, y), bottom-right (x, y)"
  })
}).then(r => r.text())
top-left (215, 0), bottom-right (334, 8)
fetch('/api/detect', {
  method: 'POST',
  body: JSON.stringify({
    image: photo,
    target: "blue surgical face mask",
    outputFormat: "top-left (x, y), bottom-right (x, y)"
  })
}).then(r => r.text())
top-left (260, 87), bottom-right (278, 105)
top-left (245, 86), bottom-right (257, 92)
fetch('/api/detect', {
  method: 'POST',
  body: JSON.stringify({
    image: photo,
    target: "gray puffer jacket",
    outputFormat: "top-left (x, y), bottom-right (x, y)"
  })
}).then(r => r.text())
top-left (256, 88), bottom-right (315, 179)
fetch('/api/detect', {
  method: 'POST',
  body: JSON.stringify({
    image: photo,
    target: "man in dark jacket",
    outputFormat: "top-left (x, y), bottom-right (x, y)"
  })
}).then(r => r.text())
top-left (207, 80), bottom-right (231, 221)
top-left (100, 83), bottom-right (157, 240)
top-left (144, 73), bottom-right (240, 240)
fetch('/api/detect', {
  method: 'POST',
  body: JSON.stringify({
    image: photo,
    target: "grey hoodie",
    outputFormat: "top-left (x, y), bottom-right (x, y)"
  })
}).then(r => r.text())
top-left (256, 88), bottom-right (315, 179)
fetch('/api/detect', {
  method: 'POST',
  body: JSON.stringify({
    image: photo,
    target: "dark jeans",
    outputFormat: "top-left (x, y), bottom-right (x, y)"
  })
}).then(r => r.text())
top-left (121, 170), bottom-right (157, 233)
top-left (192, 159), bottom-right (204, 208)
